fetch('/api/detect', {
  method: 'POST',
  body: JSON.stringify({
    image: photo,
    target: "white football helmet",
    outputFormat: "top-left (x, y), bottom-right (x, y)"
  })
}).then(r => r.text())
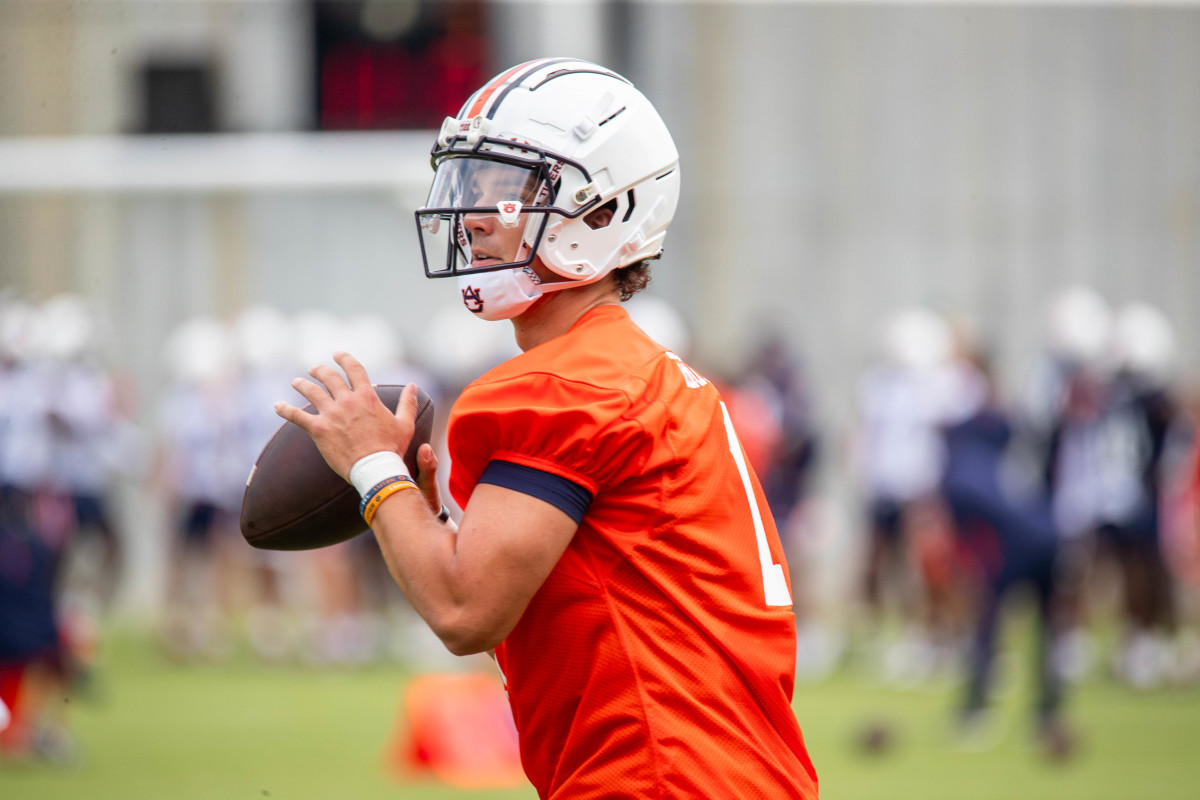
top-left (1111, 302), bottom-right (1176, 385)
top-left (416, 58), bottom-right (680, 288)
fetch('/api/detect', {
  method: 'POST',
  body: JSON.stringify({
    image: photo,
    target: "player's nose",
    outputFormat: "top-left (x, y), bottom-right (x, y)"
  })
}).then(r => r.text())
top-left (463, 212), bottom-right (495, 235)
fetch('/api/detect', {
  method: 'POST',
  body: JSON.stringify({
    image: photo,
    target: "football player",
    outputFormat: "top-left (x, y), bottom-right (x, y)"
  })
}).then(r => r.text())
top-left (278, 58), bottom-right (819, 798)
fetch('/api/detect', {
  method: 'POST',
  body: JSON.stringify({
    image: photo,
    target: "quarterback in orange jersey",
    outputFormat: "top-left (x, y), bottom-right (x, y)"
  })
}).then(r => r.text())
top-left (277, 58), bottom-right (818, 798)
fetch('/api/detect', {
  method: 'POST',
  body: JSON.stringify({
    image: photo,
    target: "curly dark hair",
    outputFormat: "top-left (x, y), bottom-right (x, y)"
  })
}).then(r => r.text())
top-left (612, 260), bottom-right (652, 302)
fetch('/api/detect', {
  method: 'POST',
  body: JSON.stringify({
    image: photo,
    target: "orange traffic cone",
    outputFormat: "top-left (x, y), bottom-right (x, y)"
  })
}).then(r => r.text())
top-left (387, 671), bottom-right (525, 789)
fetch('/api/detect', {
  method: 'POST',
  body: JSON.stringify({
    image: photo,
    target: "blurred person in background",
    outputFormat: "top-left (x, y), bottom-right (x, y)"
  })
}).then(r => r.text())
top-left (276, 59), bottom-right (819, 798)
top-left (0, 296), bottom-right (47, 511)
top-left (35, 294), bottom-right (133, 680)
top-left (1018, 286), bottom-right (1114, 465)
top-left (1029, 292), bottom-right (1191, 689)
top-left (0, 489), bottom-right (76, 765)
top-left (0, 297), bottom-right (56, 553)
top-left (0, 297), bottom-right (77, 764)
top-left (287, 310), bottom-right (389, 666)
top-left (157, 316), bottom-right (245, 661)
top-left (1091, 302), bottom-right (1183, 689)
top-left (853, 306), bottom-right (962, 684)
top-left (937, 342), bottom-right (1073, 758)
top-left (287, 310), bottom-right (367, 665)
top-left (1016, 286), bottom-right (1113, 682)
top-left (232, 304), bottom-right (304, 662)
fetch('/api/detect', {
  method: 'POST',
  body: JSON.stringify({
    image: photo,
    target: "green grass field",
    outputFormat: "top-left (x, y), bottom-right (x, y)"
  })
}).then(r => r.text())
top-left (2, 624), bottom-right (1198, 800)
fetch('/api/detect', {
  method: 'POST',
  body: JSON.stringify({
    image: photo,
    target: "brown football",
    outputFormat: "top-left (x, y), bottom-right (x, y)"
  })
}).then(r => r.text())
top-left (240, 384), bottom-right (434, 551)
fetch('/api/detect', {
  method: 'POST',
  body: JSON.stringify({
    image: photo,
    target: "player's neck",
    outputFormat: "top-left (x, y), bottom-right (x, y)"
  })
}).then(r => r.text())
top-left (511, 281), bottom-right (620, 351)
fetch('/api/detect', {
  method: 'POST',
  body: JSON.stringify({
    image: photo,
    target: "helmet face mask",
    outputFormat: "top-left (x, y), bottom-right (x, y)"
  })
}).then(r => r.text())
top-left (417, 143), bottom-right (599, 280)
top-left (415, 58), bottom-right (680, 291)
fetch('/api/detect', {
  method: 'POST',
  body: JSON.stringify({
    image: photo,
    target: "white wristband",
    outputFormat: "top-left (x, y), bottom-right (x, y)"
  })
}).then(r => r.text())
top-left (349, 451), bottom-right (409, 498)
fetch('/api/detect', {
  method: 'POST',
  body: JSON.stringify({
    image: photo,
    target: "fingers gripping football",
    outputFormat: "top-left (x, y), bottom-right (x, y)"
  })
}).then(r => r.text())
top-left (274, 351), bottom-right (417, 481)
top-left (242, 383), bottom-right (434, 550)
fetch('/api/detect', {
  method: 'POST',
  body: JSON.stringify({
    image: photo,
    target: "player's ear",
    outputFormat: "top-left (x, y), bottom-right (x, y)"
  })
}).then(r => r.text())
top-left (583, 199), bottom-right (618, 230)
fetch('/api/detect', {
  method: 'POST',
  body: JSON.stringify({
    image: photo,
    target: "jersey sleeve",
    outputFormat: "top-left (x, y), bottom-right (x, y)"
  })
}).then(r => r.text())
top-left (446, 370), bottom-right (651, 511)
top-left (478, 460), bottom-right (593, 524)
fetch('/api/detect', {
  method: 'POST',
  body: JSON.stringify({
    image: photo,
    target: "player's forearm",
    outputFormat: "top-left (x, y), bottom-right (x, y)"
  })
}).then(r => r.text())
top-left (369, 490), bottom-right (510, 655)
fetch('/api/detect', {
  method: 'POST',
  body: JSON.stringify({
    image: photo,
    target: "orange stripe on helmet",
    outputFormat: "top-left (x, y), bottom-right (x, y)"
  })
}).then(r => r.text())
top-left (465, 62), bottom-right (530, 119)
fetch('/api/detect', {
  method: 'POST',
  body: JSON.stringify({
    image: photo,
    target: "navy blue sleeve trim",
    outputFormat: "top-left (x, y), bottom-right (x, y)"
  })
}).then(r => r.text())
top-left (478, 460), bottom-right (593, 525)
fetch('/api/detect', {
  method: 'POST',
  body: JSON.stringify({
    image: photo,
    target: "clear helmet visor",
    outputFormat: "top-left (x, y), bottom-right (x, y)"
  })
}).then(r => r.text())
top-left (417, 158), bottom-right (550, 278)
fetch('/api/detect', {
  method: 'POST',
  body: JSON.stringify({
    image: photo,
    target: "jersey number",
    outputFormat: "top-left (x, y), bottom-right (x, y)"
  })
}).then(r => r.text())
top-left (720, 401), bottom-right (793, 607)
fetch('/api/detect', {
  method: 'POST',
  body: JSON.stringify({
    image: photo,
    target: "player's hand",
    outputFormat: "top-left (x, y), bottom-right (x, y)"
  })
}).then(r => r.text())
top-left (274, 351), bottom-right (417, 481)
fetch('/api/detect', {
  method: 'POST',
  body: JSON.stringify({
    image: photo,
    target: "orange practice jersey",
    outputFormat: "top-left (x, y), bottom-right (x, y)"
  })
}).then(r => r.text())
top-left (447, 305), bottom-right (818, 799)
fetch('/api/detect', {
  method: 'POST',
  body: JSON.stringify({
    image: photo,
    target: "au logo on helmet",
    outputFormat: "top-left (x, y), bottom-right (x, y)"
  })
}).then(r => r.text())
top-left (497, 201), bottom-right (522, 227)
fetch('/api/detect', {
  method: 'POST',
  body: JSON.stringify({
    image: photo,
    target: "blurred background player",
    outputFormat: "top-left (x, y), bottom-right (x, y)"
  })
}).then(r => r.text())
top-left (1015, 285), bottom-right (1114, 684)
top-left (35, 294), bottom-right (132, 678)
top-left (0, 297), bottom-right (78, 763)
top-left (937, 343), bottom-right (1072, 757)
top-left (853, 305), bottom-right (962, 684)
top-left (1093, 302), bottom-right (1183, 689)
top-left (231, 304), bottom-right (304, 662)
top-left (156, 316), bottom-right (245, 661)
top-left (0, 483), bottom-right (76, 764)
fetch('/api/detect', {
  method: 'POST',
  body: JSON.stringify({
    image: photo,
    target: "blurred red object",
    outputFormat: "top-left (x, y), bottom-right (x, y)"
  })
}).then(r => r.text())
top-left (387, 671), bottom-right (525, 789)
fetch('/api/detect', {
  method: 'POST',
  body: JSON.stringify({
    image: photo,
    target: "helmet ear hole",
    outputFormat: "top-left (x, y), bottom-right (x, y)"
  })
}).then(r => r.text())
top-left (583, 198), bottom-right (619, 230)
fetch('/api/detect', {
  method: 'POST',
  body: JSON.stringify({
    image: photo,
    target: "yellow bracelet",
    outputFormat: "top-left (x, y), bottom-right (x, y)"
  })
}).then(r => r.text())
top-left (362, 479), bottom-right (418, 527)
top-left (358, 475), bottom-right (413, 517)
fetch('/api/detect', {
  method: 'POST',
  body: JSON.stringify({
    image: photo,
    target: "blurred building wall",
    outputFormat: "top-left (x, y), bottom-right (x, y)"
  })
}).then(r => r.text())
top-left (0, 0), bottom-right (1198, 611)
top-left (2, 2), bottom-right (1193, 399)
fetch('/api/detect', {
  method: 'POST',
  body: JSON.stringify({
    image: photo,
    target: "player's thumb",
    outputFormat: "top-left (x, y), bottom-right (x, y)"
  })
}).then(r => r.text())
top-left (416, 443), bottom-right (441, 513)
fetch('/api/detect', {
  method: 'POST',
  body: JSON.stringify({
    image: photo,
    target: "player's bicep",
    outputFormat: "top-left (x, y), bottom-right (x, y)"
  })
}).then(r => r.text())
top-left (455, 480), bottom-right (580, 641)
